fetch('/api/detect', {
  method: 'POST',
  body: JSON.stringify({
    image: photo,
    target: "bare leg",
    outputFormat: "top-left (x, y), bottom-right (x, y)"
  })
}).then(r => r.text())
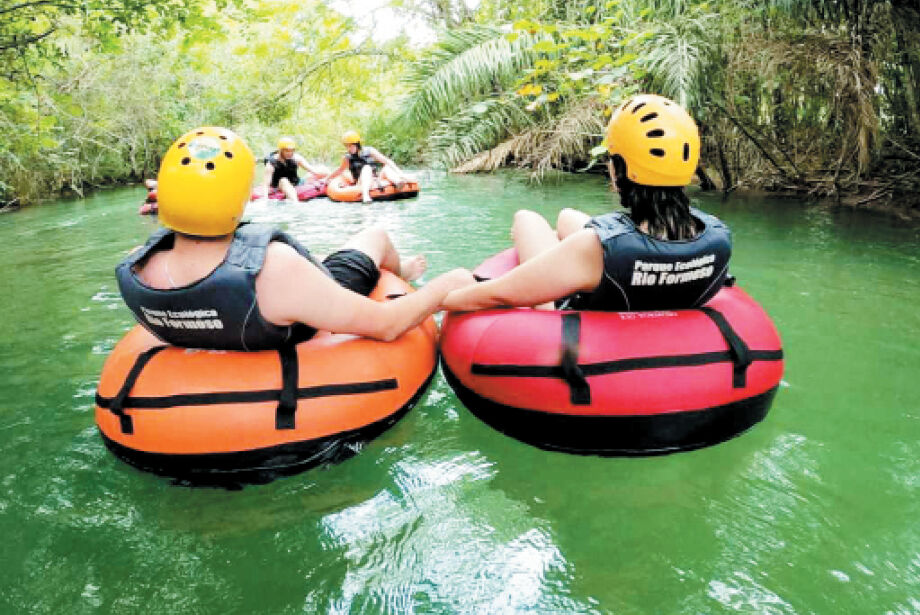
top-left (278, 177), bottom-right (298, 202)
top-left (556, 207), bottom-right (592, 240)
top-left (341, 226), bottom-right (427, 281)
top-left (359, 165), bottom-right (374, 203)
top-left (511, 209), bottom-right (558, 309)
top-left (379, 164), bottom-right (407, 186)
top-left (512, 209), bottom-right (559, 263)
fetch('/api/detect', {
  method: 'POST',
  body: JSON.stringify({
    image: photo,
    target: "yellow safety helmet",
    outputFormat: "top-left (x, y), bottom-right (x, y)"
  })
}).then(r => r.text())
top-left (157, 127), bottom-right (255, 237)
top-left (277, 136), bottom-right (296, 151)
top-left (341, 130), bottom-right (361, 145)
top-left (606, 94), bottom-right (700, 187)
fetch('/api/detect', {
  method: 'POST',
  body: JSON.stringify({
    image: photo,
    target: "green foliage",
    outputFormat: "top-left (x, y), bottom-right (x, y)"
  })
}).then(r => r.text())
top-left (3, 0), bottom-right (919, 205)
top-left (392, 0), bottom-right (920, 200)
top-left (0, 0), bottom-right (406, 205)
top-left (428, 96), bottom-right (535, 168)
top-left (396, 26), bottom-right (535, 129)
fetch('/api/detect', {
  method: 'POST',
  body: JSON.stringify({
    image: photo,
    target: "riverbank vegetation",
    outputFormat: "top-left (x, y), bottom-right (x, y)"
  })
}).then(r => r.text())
top-left (2, 0), bottom-right (918, 214)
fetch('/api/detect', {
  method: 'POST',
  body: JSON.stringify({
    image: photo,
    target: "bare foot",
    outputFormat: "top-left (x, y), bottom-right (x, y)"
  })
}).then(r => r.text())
top-left (362, 195), bottom-right (372, 204)
top-left (399, 255), bottom-right (427, 282)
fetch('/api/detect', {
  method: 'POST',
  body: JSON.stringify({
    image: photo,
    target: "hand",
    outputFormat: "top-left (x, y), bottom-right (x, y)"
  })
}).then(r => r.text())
top-left (440, 286), bottom-right (478, 312)
top-left (434, 268), bottom-right (477, 294)
top-left (431, 269), bottom-right (477, 311)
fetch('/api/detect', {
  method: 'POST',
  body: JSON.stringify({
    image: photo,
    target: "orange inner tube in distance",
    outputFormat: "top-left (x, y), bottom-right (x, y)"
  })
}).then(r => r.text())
top-left (325, 175), bottom-right (420, 203)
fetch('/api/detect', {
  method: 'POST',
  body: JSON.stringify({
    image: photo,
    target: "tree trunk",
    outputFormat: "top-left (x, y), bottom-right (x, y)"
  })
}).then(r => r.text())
top-left (715, 136), bottom-right (733, 194)
top-left (696, 165), bottom-right (717, 191)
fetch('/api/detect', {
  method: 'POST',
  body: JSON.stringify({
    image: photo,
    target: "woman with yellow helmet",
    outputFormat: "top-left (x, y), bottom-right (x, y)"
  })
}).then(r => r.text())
top-left (116, 127), bottom-right (475, 351)
top-left (441, 95), bottom-right (732, 313)
top-left (259, 136), bottom-right (330, 202)
top-left (325, 130), bottom-right (414, 203)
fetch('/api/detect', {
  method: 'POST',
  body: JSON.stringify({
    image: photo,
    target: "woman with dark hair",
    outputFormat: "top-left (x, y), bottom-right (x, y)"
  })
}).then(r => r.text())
top-left (442, 94), bottom-right (731, 313)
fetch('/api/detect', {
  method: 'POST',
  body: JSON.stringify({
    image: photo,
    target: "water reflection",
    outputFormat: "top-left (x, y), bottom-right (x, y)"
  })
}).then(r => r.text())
top-left (319, 450), bottom-right (603, 614)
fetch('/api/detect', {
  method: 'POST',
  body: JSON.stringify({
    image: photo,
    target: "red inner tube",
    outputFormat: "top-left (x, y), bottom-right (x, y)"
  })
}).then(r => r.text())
top-left (440, 248), bottom-right (784, 454)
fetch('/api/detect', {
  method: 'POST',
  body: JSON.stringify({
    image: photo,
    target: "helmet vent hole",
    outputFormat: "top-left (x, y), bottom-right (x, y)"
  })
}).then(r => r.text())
top-left (178, 142), bottom-right (186, 148)
top-left (205, 162), bottom-right (216, 171)
top-left (647, 129), bottom-right (665, 138)
top-left (683, 143), bottom-right (690, 161)
top-left (640, 112), bottom-right (658, 123)
top-left (196, 131), bottom-right (204, 135)
top-left (663, 101), bottom-right (672, 106)
top-left (181, 157), bottom-right (191, 165)
top-left (219, 135), bottom-right (228, 140)
top-left (224, 151), bottom-right (233, 158)
top-left (631, 102), bottom-right (646, 114)
top-left (650, 148), bottom-right (666, 158)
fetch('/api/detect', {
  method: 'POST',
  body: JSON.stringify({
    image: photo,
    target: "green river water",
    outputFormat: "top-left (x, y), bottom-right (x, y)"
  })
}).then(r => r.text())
top-left (0, 172), bottom-right (918, 614)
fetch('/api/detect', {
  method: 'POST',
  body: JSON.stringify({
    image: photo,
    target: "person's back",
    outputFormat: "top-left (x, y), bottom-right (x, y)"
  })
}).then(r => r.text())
top-left (120, 224), bottom-right (333, 350)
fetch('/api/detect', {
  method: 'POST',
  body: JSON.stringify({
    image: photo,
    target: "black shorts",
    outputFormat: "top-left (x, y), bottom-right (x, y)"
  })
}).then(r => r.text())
top-left (322, 249), bottom-right (381, 297)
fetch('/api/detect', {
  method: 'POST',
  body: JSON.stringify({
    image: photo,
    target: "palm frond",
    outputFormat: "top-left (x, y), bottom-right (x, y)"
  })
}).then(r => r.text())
top-left (397, 26), bottom-right (535, 128)
top-left (526, 98), bottom-right (607, 180)
top-left (640, 13), bottom-right (715, 109)
top-left (427, 96), bottom-right (534, 168)
top-left (450, 98), bottom-right (606, 180)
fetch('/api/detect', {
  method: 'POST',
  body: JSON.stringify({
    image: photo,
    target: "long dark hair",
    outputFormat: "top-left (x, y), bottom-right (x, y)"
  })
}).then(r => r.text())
top-left (611, 156), bottom-right (698, 240)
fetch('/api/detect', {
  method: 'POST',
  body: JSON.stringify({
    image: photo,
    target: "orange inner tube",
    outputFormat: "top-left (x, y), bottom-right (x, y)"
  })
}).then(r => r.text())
top-left (95, 272), bottom-right (437, 466)
top-left (325, 175), bottom-right (420, 202)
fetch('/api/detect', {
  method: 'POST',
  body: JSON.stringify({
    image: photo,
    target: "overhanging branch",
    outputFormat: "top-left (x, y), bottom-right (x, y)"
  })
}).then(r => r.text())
top-left (0, 27), bottom-right (57, 51)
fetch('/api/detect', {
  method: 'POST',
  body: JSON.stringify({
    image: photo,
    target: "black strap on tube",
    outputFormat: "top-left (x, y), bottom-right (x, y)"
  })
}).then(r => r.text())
top-left (559, 313), bottom-right (591, 405)
top-left (699, 307), bottom-right (752, 388)
top-left (109, 345), bottom-right (168, 435)
top-left (275, 344), bottom-right (299, 430)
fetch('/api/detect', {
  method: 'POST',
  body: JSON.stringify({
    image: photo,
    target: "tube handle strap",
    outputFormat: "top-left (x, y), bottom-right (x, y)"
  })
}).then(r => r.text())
top-left (109, 345), bottom-right (168, 435)
top-left (560, 312), bottom-right (591, 405)
top-left (275, 344), bottom-right (299, 430)
top-left (700, 306), bottom-right (752, 388)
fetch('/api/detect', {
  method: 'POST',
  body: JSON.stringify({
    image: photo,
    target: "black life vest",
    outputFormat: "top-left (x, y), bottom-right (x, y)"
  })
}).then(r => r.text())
top-left (565, 208), bottom-right (732, 312)
top-left (116, 223), bottom-right (332, 351)
top-left (266, 152), bottom-right (299, 187)
top-left (346, 147), bottom-right (378, 180)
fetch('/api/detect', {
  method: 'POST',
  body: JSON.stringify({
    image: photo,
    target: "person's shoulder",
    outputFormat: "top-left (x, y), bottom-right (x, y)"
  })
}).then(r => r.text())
top-left (264, 239), bottom-right (301, 263)
top-left (260, 241), bottom-right (311, 284)
top-left (592, 210), bottom-right (631, 224)
top-left (587, 210), bottom-right (635, 240)
top-left (565, 227), bottom-right (604, 258)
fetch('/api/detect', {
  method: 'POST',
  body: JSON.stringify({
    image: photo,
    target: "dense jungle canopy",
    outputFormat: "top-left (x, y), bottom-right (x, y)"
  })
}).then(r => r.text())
top-left (2, 0), bottom-right (919, 213)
